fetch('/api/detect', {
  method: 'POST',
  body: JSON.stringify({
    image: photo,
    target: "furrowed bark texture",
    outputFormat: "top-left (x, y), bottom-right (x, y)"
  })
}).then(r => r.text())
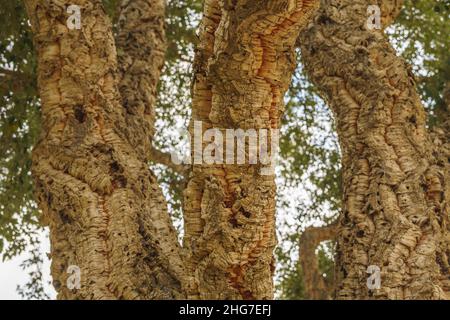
top-left (300, 0), bottom-right (450, 299)
top-left (432, 83), bottom-right (450, 208)
top-left (116, 0), bottom-right (185, 173)
top-left (299, 222), bottom-right (337, 299)
top-left (26, 0), bottom-right (187, 299)
top-left (183, 0), bottom-right (319, 299)
top-left (116, 0), bottom-right (165, 158)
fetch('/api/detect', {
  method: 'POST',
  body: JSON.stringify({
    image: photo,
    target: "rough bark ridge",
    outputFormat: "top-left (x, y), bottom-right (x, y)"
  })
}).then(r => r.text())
top-left (432, 83), bottom-right (450, 212)
top-left (183, 0), bottom-right (319, 299)
top-left (299, 222), bottom-right (337, 299)
top-left (25, 0), bottom-right (187, 299)
top-left (116, 0), bottom-right (165, 159)
top-left (300, 0), bottom-right (450, 299)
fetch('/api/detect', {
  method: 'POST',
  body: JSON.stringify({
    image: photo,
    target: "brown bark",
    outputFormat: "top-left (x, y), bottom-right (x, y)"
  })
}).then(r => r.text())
top-left (116, 1), bottom-right (187, 174)
top-left (299, 222), bottom-right (337, 299)
top-left (116, 0), bottom-right (165, 160)
top-left (300, 0), bottom-right (450, 299)
top-left (25, 0), bottom-right (187, 299)
top-left (183, 0), bottom-right (320, 299)
top-left (432, 83), bottom-right (450, 207)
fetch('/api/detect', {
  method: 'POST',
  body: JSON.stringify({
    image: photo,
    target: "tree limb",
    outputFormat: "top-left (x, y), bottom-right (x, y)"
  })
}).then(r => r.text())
top-left (0, 68), bottom-right (35, 93)
top-left (115, 0), bottom-right (167, 162)
top-left (149, 145), bottom-right (189, 176)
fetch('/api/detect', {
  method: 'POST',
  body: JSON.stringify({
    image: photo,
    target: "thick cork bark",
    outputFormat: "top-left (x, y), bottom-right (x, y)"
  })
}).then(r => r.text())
top-left (25, 0), bottom-right (187, 299)
top-left (116, 0), bottom-right (166, 159)
top-left (183, 0), bottom-right (320, 299)
top-left (300, 0), bottom-right (450, 299)
top-left (432, 83), bottom-right (450, 216)
top-left (299, 222), bottom-right (337, 299)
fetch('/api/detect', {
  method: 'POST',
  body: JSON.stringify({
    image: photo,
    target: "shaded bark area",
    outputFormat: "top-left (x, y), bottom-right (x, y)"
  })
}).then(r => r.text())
top-left (26, 0), bottom-right (186, 299)
top-left (300, 0), bottom-right (449, 299)
top-left (183, 0), bottom-right (319, 299)
top-left (432, 83), bottom-right (450, 212)
top-left (299, 222), bottom-right (337, 299)
top-left (116, 0), bottom-right (165, 160)
top-left (116, 1), bottom-right (187, 174)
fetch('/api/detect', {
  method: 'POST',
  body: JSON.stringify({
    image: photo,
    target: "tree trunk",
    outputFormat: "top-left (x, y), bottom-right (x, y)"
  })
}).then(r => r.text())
top-left (183, 0), bottom-right (319, 299)
top-left (25, 0), bottom-right (187, 299)
top-left (299, 0), bottom-right (450, 299)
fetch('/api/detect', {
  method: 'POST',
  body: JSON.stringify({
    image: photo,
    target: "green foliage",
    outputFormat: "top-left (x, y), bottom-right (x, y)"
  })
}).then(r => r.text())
top-left (317, 242), bottom-right (335, 294)
top-left (276, 242), bottom-right (335, 300)
top-left (152, 0), bottom-right (202, 227)
top-left (0, 0), bottom-right (40, 259)
top-left (391, 0), bottom-right (450, 126)
top-left (276, 258), bottom-right (305, 300)
top-left (16, 240), bottom-right (51, 300)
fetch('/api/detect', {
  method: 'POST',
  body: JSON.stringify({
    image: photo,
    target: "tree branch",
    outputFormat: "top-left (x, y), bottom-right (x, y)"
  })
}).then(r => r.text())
top-left (0, 68), bottom-right (35, 93)
top-left (115, 0), bottom-right (167, 162)
top-left (112, 0), bottom-right (189, 296)
top-left (149, 145), bottom-right (189, 176)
